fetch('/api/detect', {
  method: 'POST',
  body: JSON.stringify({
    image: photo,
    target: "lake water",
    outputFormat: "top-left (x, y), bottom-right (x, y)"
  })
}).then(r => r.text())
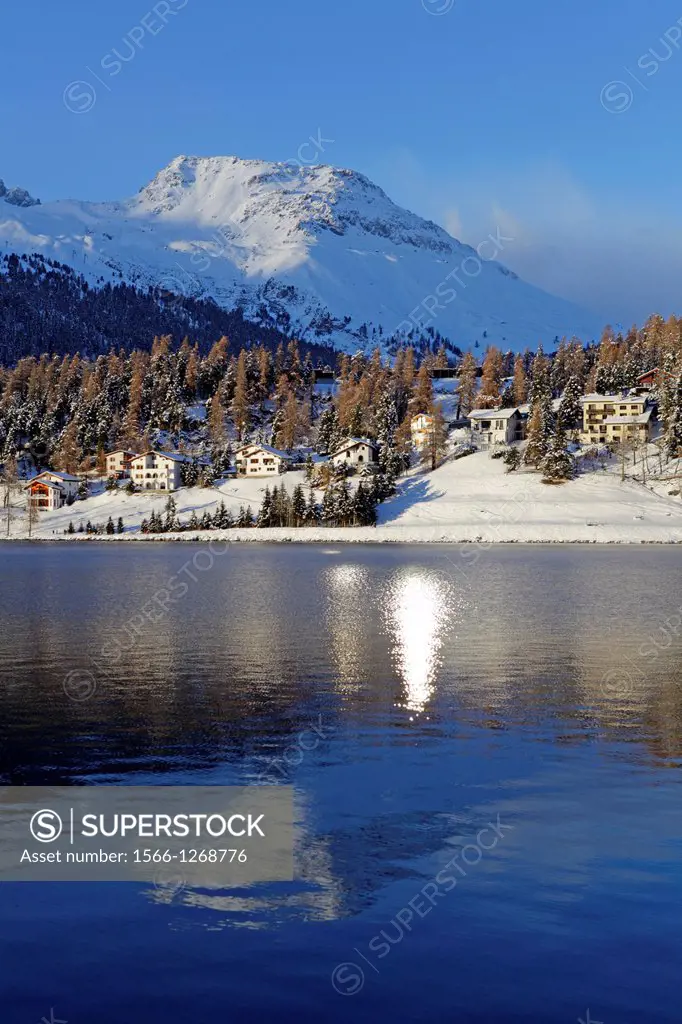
top-left (1, 543), bottom-right (681, 1023)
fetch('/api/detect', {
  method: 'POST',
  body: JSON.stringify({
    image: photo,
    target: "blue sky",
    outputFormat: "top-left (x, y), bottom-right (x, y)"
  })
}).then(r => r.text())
top-left (2, 0), bottom-right (682, 325)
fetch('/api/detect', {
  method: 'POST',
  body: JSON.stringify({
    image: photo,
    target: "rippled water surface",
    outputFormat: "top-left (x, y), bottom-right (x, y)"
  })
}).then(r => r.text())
top-left (1, 543), bottom-right (681, 1022)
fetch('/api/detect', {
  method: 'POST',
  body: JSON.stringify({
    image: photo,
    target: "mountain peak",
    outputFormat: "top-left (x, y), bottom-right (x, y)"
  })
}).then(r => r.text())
top-left (0, 178), bottom-right (40, 208)
top-left (0, 154), bottom-right (602, 353)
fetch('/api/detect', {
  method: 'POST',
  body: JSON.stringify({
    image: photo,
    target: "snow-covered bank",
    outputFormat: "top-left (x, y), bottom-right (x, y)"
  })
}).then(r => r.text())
top-left (5, 529), bottom-right (682, 544)
top-left (6, 452), bottom-right (682, 545)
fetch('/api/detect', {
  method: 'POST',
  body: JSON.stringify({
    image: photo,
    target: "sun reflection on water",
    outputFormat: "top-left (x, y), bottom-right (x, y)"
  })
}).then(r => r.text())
top-left (323, 564), bottom-right (373, 692)
top-left (383, 569), bottom-right (454, 714)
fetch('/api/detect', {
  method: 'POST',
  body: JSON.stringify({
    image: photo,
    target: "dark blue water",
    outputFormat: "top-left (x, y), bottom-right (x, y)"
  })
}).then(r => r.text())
top-left (1, 543), bottom-right (681, 1022)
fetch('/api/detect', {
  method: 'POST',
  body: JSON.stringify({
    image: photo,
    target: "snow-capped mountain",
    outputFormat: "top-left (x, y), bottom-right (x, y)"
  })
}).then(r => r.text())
top-left (0, 156), bottom-right (602, 353)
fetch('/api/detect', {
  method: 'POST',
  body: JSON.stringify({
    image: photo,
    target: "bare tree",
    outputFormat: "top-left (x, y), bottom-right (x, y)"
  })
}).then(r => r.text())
top-left (2, 457), bottom-right (19, 537)
top-left (26, 495), bottom-right (40, 538)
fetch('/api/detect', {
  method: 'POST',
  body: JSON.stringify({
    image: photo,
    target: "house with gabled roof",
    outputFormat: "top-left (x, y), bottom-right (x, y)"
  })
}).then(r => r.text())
top-left (235, 443), bottom-right (292, 477)
top-left (24, 471), bottom-right (81, 510)
top-left (468, 407), bottom-right (527, 449)
top-left (105, 449), bottom-right (137, 479)
top-left (330, 437), bottom-right (378, 469)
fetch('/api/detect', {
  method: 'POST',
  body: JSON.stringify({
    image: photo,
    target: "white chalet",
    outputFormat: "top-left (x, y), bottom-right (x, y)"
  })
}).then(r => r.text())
top-left (235, 444), bottom-right (291, 477)
top-left (129, 450), bottom-right (190, 491)
top-left (105, 449), bottom-right (137, 479)
top-left (411, 413), bottom-right (434, 450)
top-left (468, 407), bottom-right (527, 449)
top-left (330, 438), bottom-right (378, 469)
top-left (25, 471), bottom-right (81, 510)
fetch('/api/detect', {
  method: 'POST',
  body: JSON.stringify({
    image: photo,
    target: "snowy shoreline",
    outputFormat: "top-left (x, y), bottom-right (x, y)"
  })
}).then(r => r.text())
top-left (8, 451), bottom-right (682, 547)
top-left (3, 528), bottom-right (682, 545)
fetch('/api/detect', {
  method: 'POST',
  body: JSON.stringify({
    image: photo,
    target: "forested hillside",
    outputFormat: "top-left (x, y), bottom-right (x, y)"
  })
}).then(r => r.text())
top-left (0, 251), bottom-right (337, 364)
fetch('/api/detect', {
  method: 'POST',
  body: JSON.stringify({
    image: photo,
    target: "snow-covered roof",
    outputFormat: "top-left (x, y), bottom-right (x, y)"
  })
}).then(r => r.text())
top-left (603, 409), bottom-right (653, 425)
top-left (331, 437), bottom-right (378, 454)
top-left (30, 470), bottom-right (80, 482)
top-left (580, 393), bottom-right (645, 404)
top-left (24, 477), bottom-right (63, 492)
top-left (131, 450), bottom-right (192, 463)
top-left (106, 449), bottom-right (137, 457)
top-left (516, 399), bottom-right (561, 415)
top-left (469, 407), bottom-right (519, 420)
top-left (235, 443), bottom-right (292, 460)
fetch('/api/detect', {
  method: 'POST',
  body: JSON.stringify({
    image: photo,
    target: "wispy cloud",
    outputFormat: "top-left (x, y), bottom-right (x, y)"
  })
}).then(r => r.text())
top-left (374, 153), bottom-right (682, 328)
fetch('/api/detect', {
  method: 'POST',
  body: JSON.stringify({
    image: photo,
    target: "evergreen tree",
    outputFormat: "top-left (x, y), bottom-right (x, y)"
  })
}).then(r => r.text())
top-left (237, 505), bottom-right (254, 528)
top-left (164, 495), bottom-right (179, 532)
top-left (665, 366), bottom-right (682, 459)
top-left (214, 500), bottom-right (232, 529)
top-left (502, 448), bottom-right (521, 473)
top-left (524, 345), bottom-right (554, 467)
top-left (322, 485), bottom-right (338, 525)
top-left (148, 510), bottom-right (163, 533)
top-left (67, 520), bottom-right (75, 534)
top-left (180, 458), bottom-right (199, 488)
top-left (303, 488), bottom-right (320, 526)
top-left (210, 441), bottom-right (232, 476)
top-left (273, 483), bottom-right (291, 526)
top-left (188, 509), bottom-right (200, 531)
top-left (105, 516), bottom-right (115, 535)
top-left (315, 407), bottom-right (343, 455)
top-left (541, 422), bottom-right (575, 482)
top-left (558, 374), bottom-right (583, 433)
top-left (335, 480), bottom-right (353, 525)
top-left (125, 478), bottom-right (136, 495)
top-left (257, 487), bottom-right (273, 528)
top-left (116, 517), bottom-right (124, 534)
top-left (291, 484), bottom-right (306, 526)
top-left (353, 481), bottom-right (377, 526)
top-left (200, 510), bottom-right (213, 530)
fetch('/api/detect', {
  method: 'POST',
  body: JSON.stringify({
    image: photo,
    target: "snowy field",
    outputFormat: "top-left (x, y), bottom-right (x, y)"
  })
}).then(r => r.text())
top-left (7, 452), bottom-right (682, 544)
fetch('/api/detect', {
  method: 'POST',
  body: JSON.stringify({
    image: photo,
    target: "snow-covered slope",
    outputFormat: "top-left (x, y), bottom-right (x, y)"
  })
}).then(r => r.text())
top-left (0, 156), bottom-right (602, 353)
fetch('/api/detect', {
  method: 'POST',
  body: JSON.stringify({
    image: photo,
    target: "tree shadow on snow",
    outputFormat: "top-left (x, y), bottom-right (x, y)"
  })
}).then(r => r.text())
top-left (377, 475), bottom-right (446, 525)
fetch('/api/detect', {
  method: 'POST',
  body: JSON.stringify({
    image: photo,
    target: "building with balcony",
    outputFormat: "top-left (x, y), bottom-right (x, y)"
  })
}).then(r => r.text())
top-left (24, 471), bottom-right (81, 510)
top-left (128, 451), bottom-right (190, 491)
top-left (579, 393), bottom-right (655, 445)
top-left (411, 413), bottom-right (435, 451)
top-left (468, 407), bottom-right (527, 449)
top-left (105, 449), bottom-right (137, 479)
top-left (235, 444), bottom-right (292, 477)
